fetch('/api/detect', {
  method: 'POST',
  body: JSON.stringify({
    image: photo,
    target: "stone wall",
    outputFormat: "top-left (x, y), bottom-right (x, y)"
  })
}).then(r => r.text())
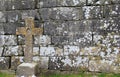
top-left (0, 0), bottom-right (120, 73)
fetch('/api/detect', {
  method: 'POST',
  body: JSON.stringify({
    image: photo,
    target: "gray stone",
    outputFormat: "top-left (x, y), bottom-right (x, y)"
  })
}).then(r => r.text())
top-left (49, 57), bottom-right (64, 70)
top-left (11, 56), bottom-right (24, 70)
top-left (0, 35), bottom-right (5, 46)
top-left (52, 36), bottom-right (69, 45)
top-left (17, 35), bottom-right (25, 45)
top-left (6, 11), bottom-right (21, 22)
top-left (40, 46), bottom-right (56, 56)
top-left (68, 21), bottom-right (92, 47)
top-left (82, 6), bottom-right (102, 19)
top-left (0, 57), bottom-right (10, 70)
top-left (33, 47), bottom-right (40, 56)
top-left (3, 46), bottom-right (23, 56)
top-left (57, 0), bottom-right (86, 6)
top-left (104, 5), bottom-right (120, 17)
top-left (0, 11), bottom-right (6, 22)
top-left (37, 0), bottom-right (57, 8)
top-left (89, 60), bottom-right (120, 73)
top-left (16, 63), bottom-right (39, 77)
top-left (44, 21), bottom-right (69, 36)
top-left (33, 56), bottom-right (49, 69)
top-left (6, 0), bottom-right (35, 10)
top-left (0, 23), bottom-right (4, 34)
top-left (0, 47), bottom-right (3, 56)
top-left (64, 45), bottom-right (80, 56)
top-left (21, 10), bottom-right (40, 20)
top-left (40, 7), bottom-right (82, 21)
top-left (4, 23), bottom-right (17, 34)
top-left (0, 0), bottom-right (6, 10)
top-left (34, 35), bottom-right (51, 46)
top-left (4, 35), bottom-right (17, 45)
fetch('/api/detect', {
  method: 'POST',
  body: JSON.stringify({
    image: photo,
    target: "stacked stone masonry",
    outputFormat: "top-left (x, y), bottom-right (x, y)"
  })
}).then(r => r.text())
top-left (0, 0), bottom-right (120, 73)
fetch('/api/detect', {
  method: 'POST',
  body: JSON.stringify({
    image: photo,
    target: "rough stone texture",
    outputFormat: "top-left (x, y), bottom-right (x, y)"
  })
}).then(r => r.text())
top-left (11, 56), bottom-right (24, 70)
top-left (3, 46), bottom-right (23, 56)
top-left (16, 63), bottom-right (38, 77)
top-left (0, 57), bottom-right (10, 70)
top-left (0, 47), bottom-right (3, 56)
top-left (0, 0), bottom-right (120, 73)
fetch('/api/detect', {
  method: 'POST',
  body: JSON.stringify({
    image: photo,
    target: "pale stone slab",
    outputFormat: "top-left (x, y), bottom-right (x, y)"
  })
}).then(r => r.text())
top-left (16, 63), bottom-right (38, 77)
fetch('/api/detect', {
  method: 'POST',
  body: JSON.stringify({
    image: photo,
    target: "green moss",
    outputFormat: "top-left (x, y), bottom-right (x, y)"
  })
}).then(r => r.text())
top-left (0, 72), bottom-right (15, 77)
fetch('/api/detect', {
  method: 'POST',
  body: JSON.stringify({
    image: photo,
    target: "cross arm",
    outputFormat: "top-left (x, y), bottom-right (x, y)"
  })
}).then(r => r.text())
top-left (16, 27), bottom-right (26, 35)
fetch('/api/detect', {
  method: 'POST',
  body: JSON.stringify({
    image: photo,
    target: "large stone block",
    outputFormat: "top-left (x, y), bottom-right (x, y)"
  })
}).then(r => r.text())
top-left (21, 10), bottom-right (40, 20)
top-left (33, 47), bottom-right (40, 56)
top-left (34, 35), bottom-right (51, 46)
top-left (0, 0), bottom-right (7, 10)
top-left (57, 0), bottom-right (86, 6)
top-left (3, 46), bottom-right (23, 56)
top-left (89, 60), bottom-right (120, 73)
top-left (64, 45), bottom-right (80, 56)
top-left (4, 35), bottom-right (17, 45)
top-left (0, 47), bottom-right (3, 56)
top-left (52, 36), bottom-right (69, 45)
top-left (68, 20), bottom-right (92, 47)
top-left (16, 63), bottom-right (39, 77)
top-left (33, 56), bottom-right (49, 69)
top-left (40, 46), bottom-right (63, 56)
top-left (0, 11), bottom-right (6, 22)
top-left (0, 57), bottom-right (10, 70)
top-left (11, 56), bottom-right (24, 70)
top-left (82, 6), bottom-right (102, 19)
top-left (44, 21), bottom-right (69, 36)
top-left (6, 0), bottom-right (35, 10)
top-left (4, 23), bottom-right (17, 34)
top-left (0, 35), bottom-right (5, 46)
top-left (37, 0), bottom-right (57, 8)
top-left (6, 11), bottom-right (21, 22)
top-left (40, 7), bottom-right (82, 21)
top-left (104, 4), bottom-right (120, 17)
top-left (87, 0), bottom-right (120, 5)
top-left (0, 23), bottom-right (4, 34)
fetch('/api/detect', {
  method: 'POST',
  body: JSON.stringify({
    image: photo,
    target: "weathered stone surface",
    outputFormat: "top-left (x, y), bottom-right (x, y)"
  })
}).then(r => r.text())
top-left (16, 63), bottom-right (38, 77)
top-left (40, 7), bottom-right (82, 21)
top-left (57, 0), bottom-right (86, 6)
top-left (40, 46), bottom-right (56, 56)
top-left (82, 6), bottom-right (102, 19)
top-left (52, 36), bottom-right (69, 45)
top-left (34, 35), bottom-right (51, 46)
top-left (0, 35), bottom-right (5, 46)
top-left (0, 11), bottom-right (6, 22)
top-left (64, 45), bottom-right (80, 56)
top-left (3, 46), bottom-right (23, 56)
top-left (68, 20), bottom-right (92, 47)
top-left (37, 0), bottom-right (57, 8)
top-left (33, 56), bottom-right (49, 69)
top-left (0, 0), bottom-right (6, 10)
top-left (89, 60), bottom-right (120, 73)
top-left (44, 21), bottom-right (69, 36)
top-left (11, 56), bottom-right (24, 70)
top-left (0, 23), bottom-right (4, 34)
top-left (0, 47), bottom-right (3, 56)
top-left (4, 23), bottom-right (17, 34)
top-left (17, 35), bottom-right (25, 45)
top-left (21, 10), bottom-right (40, 20)
top-left (0, 57), bottom-right (10, 70)
top-left (40, 46), bottom-right (63, 56)
top-left (87, 0), bottom-right (120, 5)
top-left (6, 11), bottom-right (21, 22)
top-left (104, 4), bottom-right (120, 17)
top-left (6, 0), bottom-right (35, 10)
top-left (4, 35), bottom-right (17, 45)
top-left (33, 47), bottom-right (40, 56)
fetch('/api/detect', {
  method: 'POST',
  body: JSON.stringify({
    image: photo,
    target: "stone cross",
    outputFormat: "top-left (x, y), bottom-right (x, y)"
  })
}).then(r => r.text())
top-left (16, 17), bottom-right (43, 63)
